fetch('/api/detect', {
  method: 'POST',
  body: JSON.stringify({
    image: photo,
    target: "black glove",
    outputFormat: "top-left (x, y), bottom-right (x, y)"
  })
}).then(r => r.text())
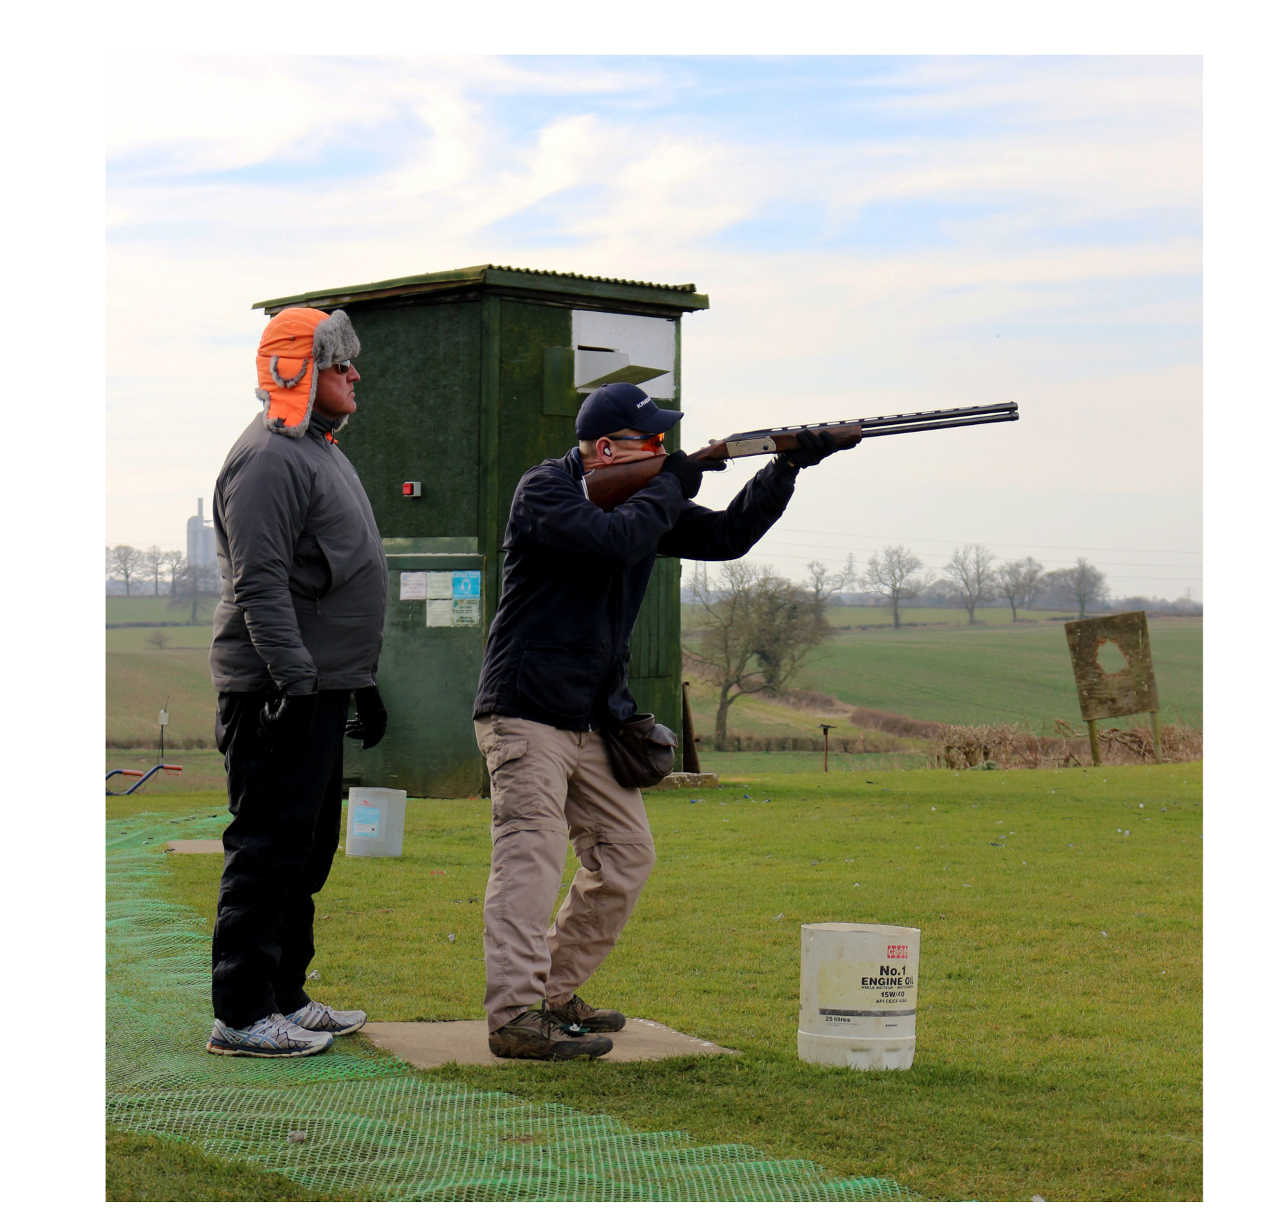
top-left (661, 449), bottom-right (728, 501)
top-left (257, 691), bottom-right (318, 752)
top-left (784, 428), bottom-right (842, 471)
top-left (345, 683), bottom-right (388, 749)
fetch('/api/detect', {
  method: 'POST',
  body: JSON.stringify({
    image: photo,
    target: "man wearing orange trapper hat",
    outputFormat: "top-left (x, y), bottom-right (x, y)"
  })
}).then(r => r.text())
top-left (205, 307), bottom-right (389, 1057)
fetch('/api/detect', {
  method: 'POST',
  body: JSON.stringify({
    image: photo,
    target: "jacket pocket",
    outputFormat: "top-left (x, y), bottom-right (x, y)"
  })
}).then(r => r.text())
top-left (516, 643), bottom-right (605, 724)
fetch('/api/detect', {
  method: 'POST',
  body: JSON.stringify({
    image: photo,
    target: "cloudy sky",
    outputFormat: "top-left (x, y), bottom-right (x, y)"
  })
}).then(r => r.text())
top-left (106, 55), bottom-right (1201, 598)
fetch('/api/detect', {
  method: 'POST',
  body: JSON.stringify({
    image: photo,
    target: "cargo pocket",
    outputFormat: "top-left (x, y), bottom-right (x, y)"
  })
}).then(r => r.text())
top-left (485, 738), bottom-right (531, 825)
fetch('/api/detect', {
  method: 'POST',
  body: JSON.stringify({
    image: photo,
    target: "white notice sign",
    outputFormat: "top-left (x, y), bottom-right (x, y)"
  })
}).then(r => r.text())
top-left (399, 572), bottom-right (429, 600)
top-left (426, 571), bottom-right (453, 599)
top-left (452, 598), bottom-right (481, 626)
top-left (426, 599), bottom-right (453, 627)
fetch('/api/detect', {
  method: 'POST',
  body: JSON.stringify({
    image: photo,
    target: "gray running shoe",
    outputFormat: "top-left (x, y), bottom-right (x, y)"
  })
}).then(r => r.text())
top-left (546, 993), bottom-right (626, 1033)
top-left (284, 1000), bottom-right (367, 1036)
top-left (207, 1012), bottom-right (333, 1057)
top-left (489, 1007), bottom-right (614, 1060)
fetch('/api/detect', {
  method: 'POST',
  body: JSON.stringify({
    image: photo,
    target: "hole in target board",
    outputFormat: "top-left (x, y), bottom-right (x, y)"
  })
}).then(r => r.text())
top-left (1095, 638), bottom-right (1130, 675)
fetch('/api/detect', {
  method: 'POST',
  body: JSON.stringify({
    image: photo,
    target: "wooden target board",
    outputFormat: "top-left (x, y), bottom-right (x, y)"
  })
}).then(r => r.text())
top-left (1064, 610), bottom-right (1159, 721)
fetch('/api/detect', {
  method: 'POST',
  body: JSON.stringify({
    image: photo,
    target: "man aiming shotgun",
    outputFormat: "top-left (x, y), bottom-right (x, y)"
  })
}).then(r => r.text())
top-left (472, 381), bottom-right (842, 1059)
top-left (471, 382), bottom-right (1017, 1060)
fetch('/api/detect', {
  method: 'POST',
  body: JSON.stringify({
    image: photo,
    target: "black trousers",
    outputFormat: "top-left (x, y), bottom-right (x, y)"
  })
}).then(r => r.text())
top-left (212, 689), bottom-right (348, 1028)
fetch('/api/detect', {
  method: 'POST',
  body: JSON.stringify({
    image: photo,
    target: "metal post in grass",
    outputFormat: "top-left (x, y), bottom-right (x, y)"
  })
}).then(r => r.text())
top-left (818, 724), bottom-right (836, 772)
top-left (682, 681), bottom-right (701, 774)
top-left (1065, 612), bottom-right (1162, 768)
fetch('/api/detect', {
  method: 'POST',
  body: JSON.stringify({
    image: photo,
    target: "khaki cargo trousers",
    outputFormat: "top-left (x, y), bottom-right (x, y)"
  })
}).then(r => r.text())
top-left (474, 715), bottom-right (656, 1032)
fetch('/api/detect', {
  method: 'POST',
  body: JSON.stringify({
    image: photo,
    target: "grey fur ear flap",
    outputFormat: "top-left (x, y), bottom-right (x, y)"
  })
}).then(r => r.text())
top-left (312, 309), bottom-right (361, 369)
top-left (255, 387), bottom-right (271, 411)
top-left (270, 356), bottom-right (309, 389)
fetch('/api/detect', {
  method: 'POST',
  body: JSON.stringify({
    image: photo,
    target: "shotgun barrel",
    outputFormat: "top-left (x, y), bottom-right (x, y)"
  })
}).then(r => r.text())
top-left (584, 401), bottom-right (1018, 512)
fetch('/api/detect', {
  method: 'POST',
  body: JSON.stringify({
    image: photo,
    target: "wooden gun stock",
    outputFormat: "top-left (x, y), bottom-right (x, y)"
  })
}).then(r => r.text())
top-left (583, 401), bottom-right (1017, 512)
top-left (584, 424), bottom-right (864, 513)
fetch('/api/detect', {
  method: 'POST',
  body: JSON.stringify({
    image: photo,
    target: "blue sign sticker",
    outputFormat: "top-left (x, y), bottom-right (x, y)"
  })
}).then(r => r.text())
top-left (452, 570), bottom-right (481, 598)
top-left (350, 805), bottom-right (380, 837)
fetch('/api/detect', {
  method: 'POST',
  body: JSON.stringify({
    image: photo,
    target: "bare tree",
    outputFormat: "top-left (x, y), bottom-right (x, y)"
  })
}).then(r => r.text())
top-left (141, 545), bottom-right (167, 596)
top-left (944, 544), bottom-right (997, 625)
top-left (688, 560), bottom-right (838, 745)
top-left (1061, 557), bottom-right (1110, 619)
top-left (163, 550), bottom-right (185, 596)
top-left (145, 630), bottom-right (172, 649)
top-left (108, 544), bottom-right (143, 597)
top-left (168, 560), bottom-right (219, 625)
top-left (860, 545), bottom-right (926, 629)
top-left (997, 557), bottom-right (1044, 622)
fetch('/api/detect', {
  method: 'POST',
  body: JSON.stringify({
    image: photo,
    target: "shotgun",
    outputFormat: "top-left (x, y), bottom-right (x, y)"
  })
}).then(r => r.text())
top-left (585, 401), bottom-right (1020, 513)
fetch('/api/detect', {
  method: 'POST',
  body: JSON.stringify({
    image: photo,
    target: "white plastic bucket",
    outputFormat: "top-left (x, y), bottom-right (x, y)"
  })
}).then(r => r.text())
top-left (344, 787), bottom-right (406, 858)
top-left (798, 922), bottom-right (921, 1070)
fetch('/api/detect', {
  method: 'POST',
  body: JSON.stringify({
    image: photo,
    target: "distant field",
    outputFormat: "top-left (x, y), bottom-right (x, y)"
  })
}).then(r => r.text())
top-left (107, 595), bottom-right (212, 626)
top-left (825, 605), bottom-right (1074, 628)
top-left (684, 603), bottom-right (1078, 630)
top-left (792, 617), bottom-right (1201, 732)
top-left (108, 626), bottom-right (214, 650)
top-left (107, 649), bottom-right (220, 746)
top-left (683, 678), bottom-right (915, 750)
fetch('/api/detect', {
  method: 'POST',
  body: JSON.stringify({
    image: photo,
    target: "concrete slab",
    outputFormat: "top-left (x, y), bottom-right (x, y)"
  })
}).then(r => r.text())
top-left (166, 840), bottom-right (224, 854)
top-left (362, 1017), bottom-right (738, 1067)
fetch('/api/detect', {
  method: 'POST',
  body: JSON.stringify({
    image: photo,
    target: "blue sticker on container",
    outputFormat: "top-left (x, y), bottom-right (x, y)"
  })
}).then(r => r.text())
top-left (452, 570), bottom-right (481, 598)
top-left (350, 805), bottom-right (380, 837)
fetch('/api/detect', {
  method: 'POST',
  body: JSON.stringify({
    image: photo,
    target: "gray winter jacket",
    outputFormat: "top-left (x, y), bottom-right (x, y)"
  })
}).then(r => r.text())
top-left (209, 411), bottom-right (387, 694)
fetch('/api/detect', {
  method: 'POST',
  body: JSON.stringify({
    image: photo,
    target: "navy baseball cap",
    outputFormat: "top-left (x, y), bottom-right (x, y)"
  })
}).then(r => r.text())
top-left (575, 383), bottom-right (683, 440)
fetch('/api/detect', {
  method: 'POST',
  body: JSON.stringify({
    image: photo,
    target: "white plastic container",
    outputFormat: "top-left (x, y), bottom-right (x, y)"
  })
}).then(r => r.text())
top-left (798, 922), bottom-right (921, 1070)
top-left (344, 787), bottom-right (406, 858)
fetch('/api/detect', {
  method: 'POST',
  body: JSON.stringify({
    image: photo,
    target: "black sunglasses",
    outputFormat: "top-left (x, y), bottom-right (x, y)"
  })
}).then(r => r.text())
top-left (332, 360), bottom-right (355, 374)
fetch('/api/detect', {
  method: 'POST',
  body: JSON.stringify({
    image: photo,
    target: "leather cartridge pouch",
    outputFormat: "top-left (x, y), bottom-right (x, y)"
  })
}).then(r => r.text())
top-left (602, 713), bottom-right (678, 789)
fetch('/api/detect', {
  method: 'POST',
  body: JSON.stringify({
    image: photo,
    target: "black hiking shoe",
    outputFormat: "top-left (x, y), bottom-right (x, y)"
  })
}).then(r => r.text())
top-left (546, 993), bottom-right (626, 1033)
top-left (488, 1007), bottom-right (614, 1061)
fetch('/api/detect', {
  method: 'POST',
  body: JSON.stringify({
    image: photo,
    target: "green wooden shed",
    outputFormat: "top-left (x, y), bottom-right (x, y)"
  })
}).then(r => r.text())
top-left (253, 265), bottom-right (710, 797)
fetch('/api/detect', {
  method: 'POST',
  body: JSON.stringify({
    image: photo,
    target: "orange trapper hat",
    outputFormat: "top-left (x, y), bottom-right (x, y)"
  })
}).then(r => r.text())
top-left (254, 307), bottom-right (360, 437)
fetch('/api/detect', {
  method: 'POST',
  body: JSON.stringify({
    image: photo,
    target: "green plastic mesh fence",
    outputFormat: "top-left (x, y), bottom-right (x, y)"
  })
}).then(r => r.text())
top-left (106, 810), bottom-right (919, 1201)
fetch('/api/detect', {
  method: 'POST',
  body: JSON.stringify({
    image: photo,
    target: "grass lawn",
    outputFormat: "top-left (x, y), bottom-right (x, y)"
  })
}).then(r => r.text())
top-left (699, 749), bottom-right (932, 774)
top-left (789, 618), bottom-right (1201, 732)
top-left (107, 649), bottom-right (221, 746)
top-left (154, 763), bottom-right (1202, 1201)
top-left (106, 748), bottom-right (227, 793)
top-left (106, 1128), bottom-right (353, 1201)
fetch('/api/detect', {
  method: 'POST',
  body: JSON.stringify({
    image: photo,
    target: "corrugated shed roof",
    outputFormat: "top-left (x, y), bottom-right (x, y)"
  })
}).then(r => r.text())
top-left (484, 264), bottom-right (697, 293)
top-left (253, 263), bottom-right (705, 312)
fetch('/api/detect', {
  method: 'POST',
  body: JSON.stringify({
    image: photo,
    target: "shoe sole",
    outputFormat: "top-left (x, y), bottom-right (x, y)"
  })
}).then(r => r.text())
top-left (206, 1038), bottom-right (333, 1057)
top-left (489, 1038), bottom-right (615, 1062)
top-left (329, 1021), bottom-right (365, 1036)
